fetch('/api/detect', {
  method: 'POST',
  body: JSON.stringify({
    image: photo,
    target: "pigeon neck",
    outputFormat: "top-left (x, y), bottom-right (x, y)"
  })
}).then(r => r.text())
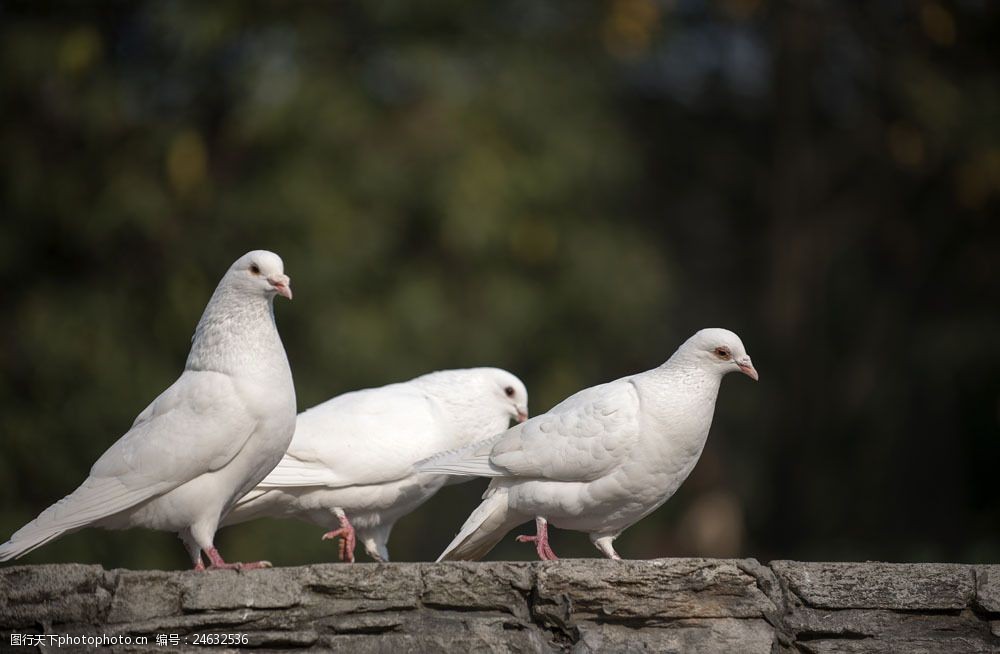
top-left (650, 354), bottom-right (722, 424)
top-left (637, 356), bottom-right (724, 461)
top-left (185, 284), bottom-right (286, 378)
top-left (650, 353), bottom-right (725, 401)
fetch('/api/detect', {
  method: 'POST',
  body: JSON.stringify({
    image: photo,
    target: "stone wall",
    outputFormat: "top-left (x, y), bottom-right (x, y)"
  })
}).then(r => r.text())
top-left (1, 559), bottom-right (998, 652)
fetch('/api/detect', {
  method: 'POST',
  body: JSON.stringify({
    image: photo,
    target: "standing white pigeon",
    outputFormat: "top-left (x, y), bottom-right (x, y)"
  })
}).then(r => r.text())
top-left (420, 328), bottom-right (757, 561)
top-left (0, 250), bottom-right (297, 570)
top-left (222, 368), bottom-right (529, 562)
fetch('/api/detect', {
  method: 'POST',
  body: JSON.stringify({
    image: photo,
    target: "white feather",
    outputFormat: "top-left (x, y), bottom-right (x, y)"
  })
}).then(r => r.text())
top-left (428, 328), bottom-right (757, 561)
top-left (224, 367), bottom-right (529, 562)
top-left (0, 250), bottom-right (297, 565)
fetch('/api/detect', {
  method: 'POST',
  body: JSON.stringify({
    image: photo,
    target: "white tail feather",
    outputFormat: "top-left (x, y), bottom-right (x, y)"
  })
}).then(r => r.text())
top-left (437, 488), bottom-right (523, 561)
top-left (417, 434), bottom-right (506, 478)
top-left (0, 477), bottom-right (161, 561)
top-left (221, 488), bottom-right (294, 527)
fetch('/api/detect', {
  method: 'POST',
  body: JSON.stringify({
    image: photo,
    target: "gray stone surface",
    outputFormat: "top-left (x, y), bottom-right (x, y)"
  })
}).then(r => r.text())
top-left (0, 559), bottom-right (997, 652)
top-left (771, 561), bottom-right (975, 609)
top-left (977, 565), bottom-right (1000, 613)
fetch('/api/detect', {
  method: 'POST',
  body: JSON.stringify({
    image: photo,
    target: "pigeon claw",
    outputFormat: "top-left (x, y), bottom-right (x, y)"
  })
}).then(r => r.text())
top-left (202, 547), bottom-right (271, 571)
top-left (322, 514), bottom-right (357, 563)
top-left (236, 560), bottom-right (273, 570)
top-left (516, 517), bottom-right (559, 561)
top-left (516, 534), bottom-right (559, 561)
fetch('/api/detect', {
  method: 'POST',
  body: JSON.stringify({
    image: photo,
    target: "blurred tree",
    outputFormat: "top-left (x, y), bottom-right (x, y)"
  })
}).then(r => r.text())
top-left (0, 0), bottom-right (997, 568)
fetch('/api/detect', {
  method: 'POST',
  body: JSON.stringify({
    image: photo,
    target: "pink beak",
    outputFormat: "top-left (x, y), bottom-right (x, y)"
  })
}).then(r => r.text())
top-left (516, 410), bottom-right (528, 423)
top-left (737, 357), bottom-right (759, 381)
top-left (268, 274), bottom-right (293, 300)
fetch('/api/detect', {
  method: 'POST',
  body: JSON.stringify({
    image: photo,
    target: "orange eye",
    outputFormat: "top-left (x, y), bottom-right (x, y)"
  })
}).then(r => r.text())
top-left (714, 347), bottom-right (731, 360)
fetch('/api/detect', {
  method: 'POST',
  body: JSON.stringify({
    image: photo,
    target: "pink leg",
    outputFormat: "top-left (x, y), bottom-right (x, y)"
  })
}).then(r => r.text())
top-left (203, 547), bottom-right (272, 571)
top-left (321, 512), bottom-right (357, 563)
top-left (193, 558), bottom-right (206, 572)
top-left (516, 517), bottom-right (558, 561)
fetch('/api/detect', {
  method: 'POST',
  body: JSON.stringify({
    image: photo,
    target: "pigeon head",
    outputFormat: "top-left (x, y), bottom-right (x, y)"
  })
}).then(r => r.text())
top-left (227, 250), bottom-right (292, 300)
top-left (416, 367), bottom-right (529, 428)
top-left (681, 328), bottom-right (758, 381)
top-left (488, 368), bottom-right (530, 424)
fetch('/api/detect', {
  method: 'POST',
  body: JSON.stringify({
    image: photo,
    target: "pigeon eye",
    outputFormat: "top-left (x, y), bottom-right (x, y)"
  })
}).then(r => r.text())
top-left (249, 264), bottom-right (261, 275)
top-left (714, 347), bottom-right (731, 360)
top-left (504, 386), bottom-right (515, 397)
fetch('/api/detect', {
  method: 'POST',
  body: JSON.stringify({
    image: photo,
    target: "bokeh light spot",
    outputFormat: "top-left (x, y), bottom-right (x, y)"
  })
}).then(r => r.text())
top-left (510, 219), bottom-right (558, 264)
top-left (921, 2), bottom-right (956, 47)
top-left (59, 27), bottom-right (102, 75)
top-left (603, 0), bottom-right (660, 60)
top-left (887, 123), bottom-right (925, 169)
top-left (166, 130), bottom-right (208, 197)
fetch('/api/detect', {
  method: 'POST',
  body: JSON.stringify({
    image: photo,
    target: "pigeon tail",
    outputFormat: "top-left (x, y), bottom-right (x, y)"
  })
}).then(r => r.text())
top-left (416, 435), bottom-right (506, 478)
top-left (0, 477), bottom-right (161, 561)
top-left (221, 488), bottom-right (272, 527)
top-left (437, 488), bottom-right (524, 562)
top-left (359, 522), bottom-right (394, 562)
top-left (0, 528), bottom-right (68, 561)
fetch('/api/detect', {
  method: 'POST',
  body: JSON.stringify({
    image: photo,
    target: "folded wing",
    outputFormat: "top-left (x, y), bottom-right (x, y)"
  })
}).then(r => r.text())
top-left (419, 379), bottom-right (640, 483)
top-left (0, 369), bottom-right (258, 560)
top-left (256, 383), bottom-right (444, 490)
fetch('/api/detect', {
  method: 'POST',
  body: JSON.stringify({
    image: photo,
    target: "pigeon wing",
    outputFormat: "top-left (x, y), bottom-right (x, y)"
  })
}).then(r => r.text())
top-left (92, 369), bottom-right (259, 484)
top-left (256, 383), bottom-right (441, 489)
top-left (421, 379), bottom-right (639, 483)
top-left (0, 370), bottom-right (258, 560)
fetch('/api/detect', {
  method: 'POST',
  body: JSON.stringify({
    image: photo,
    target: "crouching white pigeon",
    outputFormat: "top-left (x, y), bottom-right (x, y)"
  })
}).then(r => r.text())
top-left (0, 250), bottom-right (297, 570)
top-left (222, 368), bottom-right (529, 562)
top-left (419, 328), bottom-right (757, 562)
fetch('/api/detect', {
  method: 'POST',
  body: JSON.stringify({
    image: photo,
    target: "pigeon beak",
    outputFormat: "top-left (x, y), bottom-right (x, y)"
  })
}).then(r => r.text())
top-left (516, 409), bottom-right (529, 423)
top-left (268, 274), bottom-right (293, 300)
top-left (736, 357), bottom-right (758, 381)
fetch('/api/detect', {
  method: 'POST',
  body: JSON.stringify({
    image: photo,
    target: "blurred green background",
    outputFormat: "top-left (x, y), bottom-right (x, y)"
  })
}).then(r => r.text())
top-left (1, 0), bottom-right (998, 569)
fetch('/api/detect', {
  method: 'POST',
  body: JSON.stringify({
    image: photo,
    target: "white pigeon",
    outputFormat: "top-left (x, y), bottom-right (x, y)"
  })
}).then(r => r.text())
top-left (222, 368), bottom-right (529, 562)
top-left (420, 328), bottom-right (757, 561)
top-left (0, 250), bottom-right (297, 570)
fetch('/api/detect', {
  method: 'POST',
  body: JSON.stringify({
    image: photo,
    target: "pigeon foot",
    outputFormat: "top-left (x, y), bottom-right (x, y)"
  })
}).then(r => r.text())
top-left (592, 535), bottom-right (622, 560)
top-left (202, 547), bottom-right (272, 571)
top-left (363, 538), bottom-right (389, 562)
top-left (516, 517), bottom-right (558, 560)
top-left (322, 513), bottom-right (357, 563)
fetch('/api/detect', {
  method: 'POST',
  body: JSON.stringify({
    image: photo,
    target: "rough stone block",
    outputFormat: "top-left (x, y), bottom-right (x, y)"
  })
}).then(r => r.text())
top-left (180, 567), bottom-right (304, 611)
top-left (2, 559), bottom-right (998, 652)
top-left (421, 562), bottom-right (533, 618)
top-left (301, 562), bottom-right (421, 612)
top-left (107, 570), bottom-right (183, 623)
top-left (534, 558), bottom-right (776, 622)
top-left (976, 565), bottom-right (1000, 613)
top-left (772, 561), bottom-right (974, 610)
top-left (573, 619), bottom-right (774, 654)
top-left (0, 563), bottom-right (112, 627)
